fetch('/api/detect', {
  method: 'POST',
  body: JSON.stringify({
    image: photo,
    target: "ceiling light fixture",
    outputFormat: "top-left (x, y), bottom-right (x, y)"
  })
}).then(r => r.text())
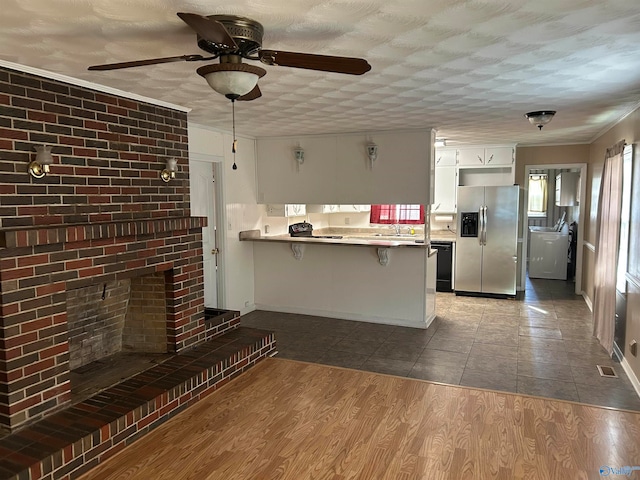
top-left (197, 58), bottom-right (267, 171)
top-left (196, 62), bottom-right (266, 99)
top-left (525, 111), bottom-right (556, 130)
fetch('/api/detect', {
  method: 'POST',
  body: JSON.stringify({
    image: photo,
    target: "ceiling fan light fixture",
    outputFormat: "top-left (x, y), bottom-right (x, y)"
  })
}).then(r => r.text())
top-left (525, 110), bottom-right (556, 130)
top-left (197, 63), bottom-right (266, 99)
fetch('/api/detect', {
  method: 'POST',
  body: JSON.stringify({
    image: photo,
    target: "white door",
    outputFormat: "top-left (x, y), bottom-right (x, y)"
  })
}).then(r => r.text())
top-left (190, 160), bottom-right (218, 307)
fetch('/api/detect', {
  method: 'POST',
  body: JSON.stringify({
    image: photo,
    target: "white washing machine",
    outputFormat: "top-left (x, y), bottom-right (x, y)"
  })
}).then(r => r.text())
top-left (529, 228), bottom-right (569, 280)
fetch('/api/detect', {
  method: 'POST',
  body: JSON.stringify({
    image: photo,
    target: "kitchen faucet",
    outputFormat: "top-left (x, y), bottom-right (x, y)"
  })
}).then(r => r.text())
top-left (391, 224), bottom-right (401, 235)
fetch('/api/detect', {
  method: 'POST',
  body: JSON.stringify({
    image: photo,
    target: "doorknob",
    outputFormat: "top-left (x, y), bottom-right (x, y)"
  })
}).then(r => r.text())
top-left (211, 248), bottom-right (219, 254)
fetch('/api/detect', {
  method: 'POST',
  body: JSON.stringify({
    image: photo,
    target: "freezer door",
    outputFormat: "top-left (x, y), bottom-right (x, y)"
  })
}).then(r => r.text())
top-left (455, 186), bottom-right (484, 293)
top-left (482, 186), bottom-right (519, 295)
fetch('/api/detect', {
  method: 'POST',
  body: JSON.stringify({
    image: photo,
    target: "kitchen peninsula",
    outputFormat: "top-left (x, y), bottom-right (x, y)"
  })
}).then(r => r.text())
top-left (241, 230), bottom-right (437, 328)
top-left (248, 128), bottom-right (436, 328)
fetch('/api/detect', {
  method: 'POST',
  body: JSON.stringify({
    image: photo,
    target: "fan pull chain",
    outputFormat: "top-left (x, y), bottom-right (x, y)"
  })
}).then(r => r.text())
top-left (231, 99), bottom-right (238, 170)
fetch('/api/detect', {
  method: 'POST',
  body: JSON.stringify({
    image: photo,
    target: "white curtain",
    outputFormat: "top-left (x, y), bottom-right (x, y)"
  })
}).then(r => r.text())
top-left (593, 140), bottom-right (625, 355)
top-left (528, 174), bottom-right (548, 214)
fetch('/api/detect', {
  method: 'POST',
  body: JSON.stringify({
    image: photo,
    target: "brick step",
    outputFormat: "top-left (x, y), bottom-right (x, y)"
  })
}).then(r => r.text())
top-left (0, 327), bottom-right (275, 480)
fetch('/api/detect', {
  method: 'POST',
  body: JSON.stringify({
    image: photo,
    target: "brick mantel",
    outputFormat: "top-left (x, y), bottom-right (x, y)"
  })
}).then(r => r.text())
top-left (0, 216), bottom-right (206, 248)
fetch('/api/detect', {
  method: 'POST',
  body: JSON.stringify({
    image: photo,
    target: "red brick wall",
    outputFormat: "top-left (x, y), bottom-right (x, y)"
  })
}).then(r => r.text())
top-left (0, 66), bottom-right (220, 432)
top-left (66, 279), bottom-right (131, 370)
top-left (0, 67), bottom-right (189, 228)
top-left (123, 272), bottom-right (168, 353)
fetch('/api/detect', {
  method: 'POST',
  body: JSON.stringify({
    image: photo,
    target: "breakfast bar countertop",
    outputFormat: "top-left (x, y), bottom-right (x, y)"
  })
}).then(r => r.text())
top-left (239, 230), bottom-right (431, 249)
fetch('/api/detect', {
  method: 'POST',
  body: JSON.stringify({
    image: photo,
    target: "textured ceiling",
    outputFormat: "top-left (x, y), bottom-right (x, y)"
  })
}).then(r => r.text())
top-left (1, 0), bottom-right (640, 146)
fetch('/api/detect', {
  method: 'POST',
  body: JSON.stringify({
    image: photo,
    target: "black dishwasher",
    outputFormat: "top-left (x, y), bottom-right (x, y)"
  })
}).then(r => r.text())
top-left (431, 241), bottom-right (453, 292)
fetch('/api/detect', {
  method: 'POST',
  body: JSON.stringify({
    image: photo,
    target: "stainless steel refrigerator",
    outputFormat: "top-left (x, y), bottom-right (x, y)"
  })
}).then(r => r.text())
top-left (455, 185), bottom-right (519, 296)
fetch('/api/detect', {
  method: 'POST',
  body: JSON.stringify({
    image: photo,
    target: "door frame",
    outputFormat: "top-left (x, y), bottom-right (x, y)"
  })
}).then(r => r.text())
top-left (212, 161), bottom-right (227, 308)
top-left (521, 162), bottom-right (587, 295)
top-left (189, 156), bottom-right (227, 308)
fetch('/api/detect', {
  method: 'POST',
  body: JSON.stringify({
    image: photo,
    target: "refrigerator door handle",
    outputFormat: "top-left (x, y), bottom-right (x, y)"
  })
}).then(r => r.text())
top-left (483, 205), bottom-right (488, 245)
top-left (478, 206), bottom-right (484, 246)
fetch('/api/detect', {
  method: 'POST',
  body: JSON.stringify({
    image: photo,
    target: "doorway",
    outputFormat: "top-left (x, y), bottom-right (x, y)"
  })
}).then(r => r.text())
top-left (521, 163), bottom-right (587, 296)
top-left (190, 159), bottom-right (223, 307)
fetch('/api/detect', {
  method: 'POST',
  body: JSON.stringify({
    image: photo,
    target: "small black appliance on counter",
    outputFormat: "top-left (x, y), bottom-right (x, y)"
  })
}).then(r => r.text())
top-left (289, 222), bottom-right (313, 237)
top-left (288, 222), bottom-right (343, 239)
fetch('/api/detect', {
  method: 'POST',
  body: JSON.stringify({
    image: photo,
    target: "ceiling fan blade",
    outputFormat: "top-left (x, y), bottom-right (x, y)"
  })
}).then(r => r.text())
top-left (259, 50), bottom-right (371, 75)
top-left (177, 12), bottom-right (238, 50)
top-left (238, 85), bottom-right (262, 101)
top-left (88, 54), bottom-right (211, 71)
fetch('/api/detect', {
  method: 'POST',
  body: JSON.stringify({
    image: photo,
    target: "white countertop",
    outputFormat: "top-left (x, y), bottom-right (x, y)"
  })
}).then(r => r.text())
top-left (240, 230), bottom-right (429, 249)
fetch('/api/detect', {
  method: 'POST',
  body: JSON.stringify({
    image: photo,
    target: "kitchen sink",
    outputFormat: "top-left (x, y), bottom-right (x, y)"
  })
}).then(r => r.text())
top-left (349, 234), bottom-right (421, 242)
top-left (372, 233), bottom-right (416, 237)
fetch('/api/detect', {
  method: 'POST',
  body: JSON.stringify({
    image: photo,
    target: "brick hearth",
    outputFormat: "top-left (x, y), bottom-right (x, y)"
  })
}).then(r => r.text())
top-left (0, 326), bottom-right (276, 480)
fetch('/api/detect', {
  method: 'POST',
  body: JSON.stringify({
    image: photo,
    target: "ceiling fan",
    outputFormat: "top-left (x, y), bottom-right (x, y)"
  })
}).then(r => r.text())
top-left (88, 12), bottom-right (372, 101)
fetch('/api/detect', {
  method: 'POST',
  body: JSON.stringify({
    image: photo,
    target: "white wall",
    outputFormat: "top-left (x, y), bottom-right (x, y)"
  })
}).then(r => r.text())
top-left (221, 132), bottom-right (262, 314)
top-left (253, 242), bottom-right (431, 328)
top-left (188, 123), bottom-right (259, 315)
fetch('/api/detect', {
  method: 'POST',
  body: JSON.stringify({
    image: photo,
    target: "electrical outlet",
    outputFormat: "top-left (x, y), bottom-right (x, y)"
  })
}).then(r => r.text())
top-left (244, 301), bottom-right (250, 307)
top-left (264, 224), bottom-right (270, 234)
top-left (345, 217), bottom-right (350, 225)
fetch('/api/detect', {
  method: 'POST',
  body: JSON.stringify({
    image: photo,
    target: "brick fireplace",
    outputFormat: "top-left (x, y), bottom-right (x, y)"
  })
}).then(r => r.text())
top-left (0, 66), bottom-right (241, 433)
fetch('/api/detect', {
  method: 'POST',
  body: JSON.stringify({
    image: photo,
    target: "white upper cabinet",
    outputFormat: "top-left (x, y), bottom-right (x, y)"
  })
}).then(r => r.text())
top-left (266, 204), bottom-right (307, 217)
top-left (457, 147), bottom-right (485, 166)
top-left (435, 148), bottom-right (457, 166)
top-left (432, 166), bottom-right (457, 213)
top-left (484, 147), bottom-right (514, 166)
top-left (457, 146), bottom-right (514, 166)
top-left (555, 172), bottom-right (580, 206)
top-left (338, 204), bottom-right (371, 213)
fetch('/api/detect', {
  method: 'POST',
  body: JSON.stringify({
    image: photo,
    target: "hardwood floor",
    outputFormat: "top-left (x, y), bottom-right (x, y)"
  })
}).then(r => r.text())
top-left (80, 358), bottom-right (640, 480)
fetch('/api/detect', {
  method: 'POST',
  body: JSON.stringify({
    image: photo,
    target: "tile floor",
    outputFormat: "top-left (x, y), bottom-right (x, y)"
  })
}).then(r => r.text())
top-left (242, 278), bottom-right (640, 411)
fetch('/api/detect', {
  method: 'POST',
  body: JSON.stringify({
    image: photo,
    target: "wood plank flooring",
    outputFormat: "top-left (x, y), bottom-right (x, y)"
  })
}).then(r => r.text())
top-left (80, 358), bottom-right (640, 480)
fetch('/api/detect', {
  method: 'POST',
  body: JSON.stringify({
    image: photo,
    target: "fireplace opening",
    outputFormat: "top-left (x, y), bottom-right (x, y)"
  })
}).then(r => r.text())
top-left (66, 272), bottom-right (172, 402)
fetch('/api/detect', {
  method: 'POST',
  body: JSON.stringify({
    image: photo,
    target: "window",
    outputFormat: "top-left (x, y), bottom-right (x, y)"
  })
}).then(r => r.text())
top-left (370, 204), bottom-right (425, 224)
top-left (617, 144), bottom-right (633, 292)
top-left (528, 173), bottom-right (548, 217)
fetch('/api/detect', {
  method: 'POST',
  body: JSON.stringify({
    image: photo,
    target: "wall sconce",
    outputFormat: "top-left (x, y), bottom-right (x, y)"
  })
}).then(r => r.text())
top-left (294, 146), bottom-right (304, 166)
top-left (366, 142), bottom-right (378, 167)
top-left (28, 145), bottom-right (54, 179)
top-left (160, 157), bottom-right (178, 182)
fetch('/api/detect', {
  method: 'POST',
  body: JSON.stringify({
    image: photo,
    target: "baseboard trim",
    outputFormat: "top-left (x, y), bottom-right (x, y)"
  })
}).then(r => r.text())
top-left (617, 348), bottom-right (640, 399)
top-left (581, 291), bottom-right (593, 312)
top-left (253, 303), bottom-right (430, 329)
top-left (626, 273), bottom-right (640, 290)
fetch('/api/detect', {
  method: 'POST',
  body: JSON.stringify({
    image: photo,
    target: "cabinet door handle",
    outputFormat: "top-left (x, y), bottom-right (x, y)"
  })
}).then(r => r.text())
top-left (477, 155), bottom-right (483, 163)
top-left (434, 203), bottom-right (440, 211)
top-left (437, 157), bottom-right (441, 164)
top-left (488, 154), bottom-right (494, 163)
